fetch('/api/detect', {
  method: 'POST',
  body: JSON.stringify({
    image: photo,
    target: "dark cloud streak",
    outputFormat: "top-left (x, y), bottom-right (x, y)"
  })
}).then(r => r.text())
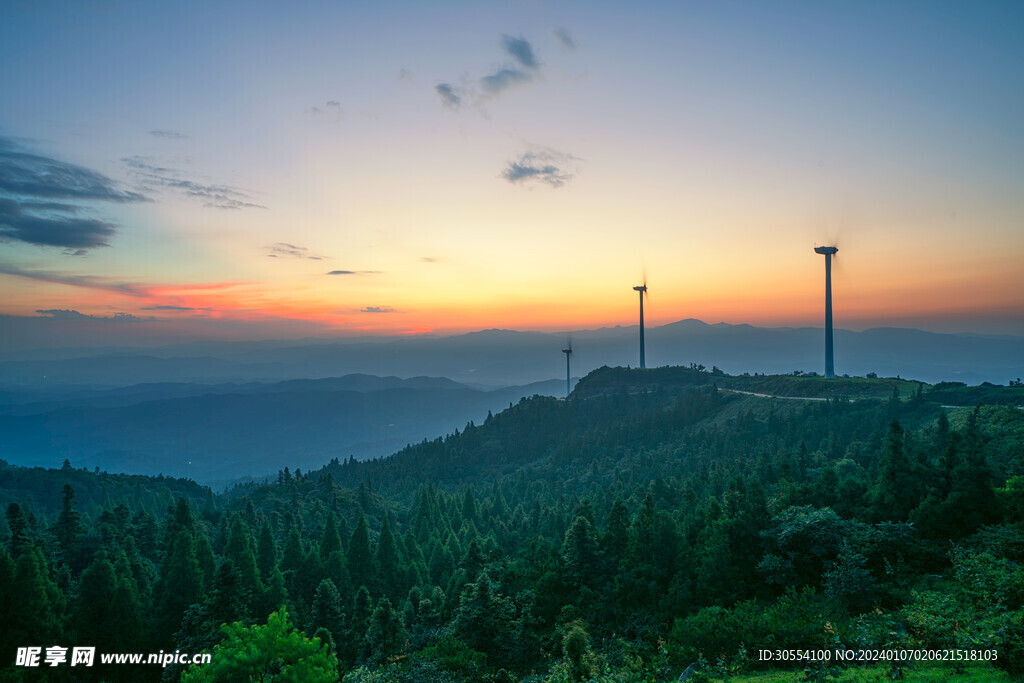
top-left (502, 149), bottom-right (577, 188)
top-left (553, 27), bottom-right (576, 50)
top-left (0, 138), bottom-right (145, 203)
top-left (0, 262), bottom-right (149, 296)
top-left (480, 68), bottom-right (532, 94)
top-left (436, 83), bottom-right (462, 109)
top-left (35, 309), bottom-right (152, 323)
top-left (149, 130), bottom-right (188, 140)
top-left (0, 199), bottom-right (115, 249)
top-left (268, 243), bottom-right (325, 260)
top-left (0, 136), bottom-right (146, 251)
top-left (436, 34), bottom-right (542, 107)
top-left (123, 156), bottom-right (264, 210)
top-left (140, 305), bottom-right (211, 311)
top-left (503, 35), bottom-right (539, 69)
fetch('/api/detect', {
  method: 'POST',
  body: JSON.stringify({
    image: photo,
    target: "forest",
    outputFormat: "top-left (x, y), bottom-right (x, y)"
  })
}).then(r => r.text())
top-left (1, 366), bottom-right (1022, 681)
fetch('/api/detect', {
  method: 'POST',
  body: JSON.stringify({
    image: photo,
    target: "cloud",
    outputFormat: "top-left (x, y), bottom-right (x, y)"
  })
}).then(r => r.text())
top-left (436, 34), bottom-right (543, 108)
top-left (327, 269), bottom-right (381, 275)
top-left (35, 309), bottom-right (152, 323)
top-left (149, 130), bottom-right (188, 140)
top-left (502, 35), bottom-right (539, 70)
top-left (0, 198), bottom-right (115, 249)
top-left (435, 83), bottom-right (462, 109)
top-left (307, 101), bottom-right (343, 121)
top-left (268, 242), bottom-right (325, 260)
top-left (0, 262), bottom-right (150, 296)
top-left (501, 148), bottom-right (579, 188)
top-left (0, 137), bottom-right (147, 251)
top-left (553, 27), bottom-right (576, 50)
top-left (140, 305), bottom-right (211, 311)
top-left (480, 36), bottom-right (540, 95)
top-left (480, 68), bottom-right (532, 94)
top-left (0, 137), bottom-right (145, 203)
top-left (122, 156), bottom-right (264, 210)
top-left (361, 306), bottom-right (394, 314)
top-left (421, 256), bottom-right (439, 263)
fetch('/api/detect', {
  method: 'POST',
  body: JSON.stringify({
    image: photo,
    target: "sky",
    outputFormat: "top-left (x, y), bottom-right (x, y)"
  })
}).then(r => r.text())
top-left (1, 0), bottom-right (1022, 351)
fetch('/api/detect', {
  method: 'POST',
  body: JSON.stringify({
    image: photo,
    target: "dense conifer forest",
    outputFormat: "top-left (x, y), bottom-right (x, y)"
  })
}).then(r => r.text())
top-left (2, 366), bottom-right (1023, 681)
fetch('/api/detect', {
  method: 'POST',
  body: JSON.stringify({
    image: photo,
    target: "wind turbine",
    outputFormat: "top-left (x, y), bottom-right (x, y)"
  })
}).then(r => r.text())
top-left (633, 279), bottom-right (648, 369)
top-left (561, 342), bottom-right (573, 397)
top-left (814, 245), bottom-right (838, 378)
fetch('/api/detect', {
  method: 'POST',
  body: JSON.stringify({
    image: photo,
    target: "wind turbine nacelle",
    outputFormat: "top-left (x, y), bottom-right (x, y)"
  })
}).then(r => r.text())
top-left (814, 246), bottom-right (838, 255)
top-left (633, 285), bottom-right (647, 292)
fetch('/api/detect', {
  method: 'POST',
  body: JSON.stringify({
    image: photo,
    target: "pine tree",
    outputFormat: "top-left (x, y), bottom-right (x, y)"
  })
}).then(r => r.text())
top-left (873, 420), bottom-right (921, 521)
top-left (224, 514), bottom-right (262, 600)
top-left (258, 566), bottom-right (289, 622)
top-left (195, 530), bottom-right (217, 588)
top-left (562, 513), bottom-right (599, 593)
top-left (256, 517), bottom-right (278, 581)
top-left (52, 483), bottom-right (85, 567)
top-left (347, 512), bottom-right (375, 593)
top-left (376, 515), bottom-right (403, 602)
top-left (154, 526), bottom-right (204, 642)
top-left (321, 514), bottom-right (343, 559)
top-left (603, 496), bottom-right (630, 562)
top-left (366, 597), bottom-right (405, 664)
top-left (310, 578), bottom-right (345, 650)
top-left (5, 502), bottom-right (29, 555)
top-left (71, 552), bottom-right (121, 648)
top-left (349, 585), bottom-right (373, 662)
top-left (9, 546), bottom-right (64, 646)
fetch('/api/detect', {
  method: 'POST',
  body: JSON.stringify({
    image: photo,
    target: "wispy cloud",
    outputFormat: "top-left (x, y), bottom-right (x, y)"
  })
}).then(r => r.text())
top-left (480, 35), bottom-right (540, 96)
top-left (140, 305), bottom-right (212, 311)
top-left (552, 27), bottom-right (576, 50)
top-left (361, 306), bottom-right (394, 314)
top-left (35, 309), bottom-right (152, 323)
top-left (0, 137), bottom-right (145, 203)
top-left (502, 35), bottom-right (539, 70)
top-left (149, 130), bottom-right (188, 140)
top-left (123, 156), bottom-right (264, 210)
top-left (327, 269), bottom-right (381, 276)
top-left (306, 100), bottom-right (343, 122)
top-left (268, 243), bottom-right (326, 260)
top-left (0, 137), bottom-right (146, 251)
top-left (436, 34), bottom-right (543, 108)
top-left (480, 68), bottom-right (533, 94)
top-left (421, 256), bottom-right (439, 263)
top-left (502, 147), bottom-right (579, 188)
top-left (0, 264), bottom-right (248, 312)
top-left (435, 83), bottom-right (462, 109)
top-left (0, 262), bottom-right (150, 296)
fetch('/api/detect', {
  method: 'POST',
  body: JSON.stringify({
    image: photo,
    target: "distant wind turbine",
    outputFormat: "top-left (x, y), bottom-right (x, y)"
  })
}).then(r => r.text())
top-left (561, 342), bottom-right (573, 397)
top-left (633, 279), bottom-right (648, 369)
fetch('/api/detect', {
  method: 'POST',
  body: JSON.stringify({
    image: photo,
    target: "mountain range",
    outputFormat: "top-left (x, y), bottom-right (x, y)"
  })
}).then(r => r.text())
top-left (0, 375), bottom-right (563, 485)
top-left (0, 319), bottom-right (1021, 389)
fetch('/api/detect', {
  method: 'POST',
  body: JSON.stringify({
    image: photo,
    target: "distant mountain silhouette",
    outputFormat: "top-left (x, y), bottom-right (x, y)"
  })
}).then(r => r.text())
top-left (0, 319), bottom-right (1020, 388)
top-left (0, 375), bottom-right (566, 483)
